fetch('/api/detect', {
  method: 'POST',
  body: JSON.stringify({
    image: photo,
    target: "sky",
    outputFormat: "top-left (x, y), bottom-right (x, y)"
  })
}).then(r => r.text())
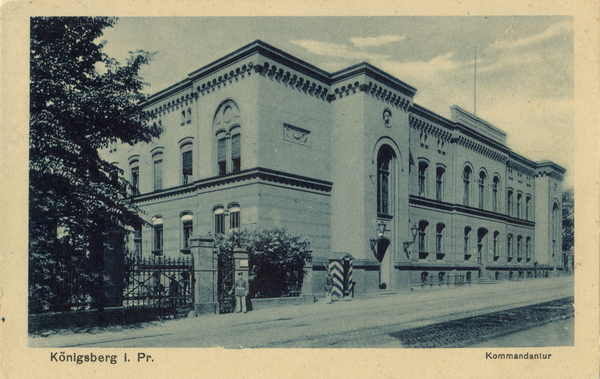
top-left (100, 17), bottom-right (574, 187)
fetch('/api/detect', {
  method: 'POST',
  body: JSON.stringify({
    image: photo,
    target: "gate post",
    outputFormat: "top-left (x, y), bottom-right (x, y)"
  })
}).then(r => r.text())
top-left (233, 247), bottom-right (249, 282)
top-left (103, 229), bottom-right (127, 308)
top-left (300, 251), bottom-right (314, 302)
top-left (190, 237), bottom-right (219, 315)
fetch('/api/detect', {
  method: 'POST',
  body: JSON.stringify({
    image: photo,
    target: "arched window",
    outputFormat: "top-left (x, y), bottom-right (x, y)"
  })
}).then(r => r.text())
top-left (464, 226), bottom-right (471, 259)
top-left (214, 207), bottom-right (226, 235)
top-left (493, 231), bottom-right (499, 258)
top-left (133, 226), bottom-right (142, 259)
top-left (526, 236), bottom-right (531, 260)
top-left (130, 159), bottom-right (140, 195)
top-left (479, 171), bottom-right (486, 209)
top-left (181, 143), bottom-right (193, 185)
top-left (525, 195), bottom-right (531, 220)
top-left (439, 272), bottom-right (445, 283)
top-left (517, 235), bottom-right (522, 258)
top-left (477, 228), bottom-right (488, 265)
top-left (552, 202), bottom-right (559, 257)
top-left (152, 216), bottom-right (163, 255)
top-left (214, 101), bottom-right (241, 176)
top-left (229, 204), bottom-right (241, 230)
top-left (517, 193), bottom-right (522, 218)
top-left (436, 167), bottom-right (445, 201)
top-left (436, 223), bottom-right (445, 259)
top-left (492, 176), bottom-right (500, 212)
top-left (507, 234), bottom-right (513, 259)
top-left (463, 166), bottom-right (472, 206)
top-left (377, 145), bottom-right (395, 215)
top-left (418, 161), bottom-right (428, 197)
top-left (421, 272), bottom-right (429, 284)
top-left (507, 189), bottom-right (513, 217)
top-left (181, 213), bottom-right (193, 252)
top-left (153, 152), bottom-right (163, 191)
top-left (418, 221), bottom-right (429, 259)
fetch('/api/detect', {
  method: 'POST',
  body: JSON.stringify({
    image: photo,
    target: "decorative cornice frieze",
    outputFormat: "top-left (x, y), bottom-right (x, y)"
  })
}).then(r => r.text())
top-left (255, 62), bottom-right (329, 101)
top-left (147, 93), bottom-right (197, 119)
top-left (409, 115), bottom-right (452, 143)
top-left (327, 82), bottom-right (410, 111)
top-left (196, 62), bottom-right (255, 97)
top-left (454, 135), bottom-right (508, 164)
top-left (534, 170), bottom-right (564, 181)
top-left (507, 160), bottom-right (536, 178)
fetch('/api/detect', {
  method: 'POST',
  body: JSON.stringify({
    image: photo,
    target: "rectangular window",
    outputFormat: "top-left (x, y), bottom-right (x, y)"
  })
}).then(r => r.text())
top-left (218, 138), bottom-right (227, 176)
top-left (517, 237), bottom-right (522, 257)
top-left (493, 236), bottom-right (498, 256)
top-left (131, 166), bottom-right (139, 195)
top-left (134, 228), bottom-right (142, 258)
top-left (231, 134), bottom-right (241, 173)
top-left (215, 213), bottom-right (225, 235)
top-left (182, 220), bottom-right (193, 249)
top-left (479, 183), bottom-right (485, 209)
top-left (182, 150), bottom-right (193, 184)
top-left (154, 225), bottom-right (163, 252)
top-left (526, 238), bottom-right (530, 259)
top-left (154, 159), bottom-right (163, 191)
top-left (464, 229), bottom-right (470, 259)
top-left (418, 229), bottom-right (426, 252)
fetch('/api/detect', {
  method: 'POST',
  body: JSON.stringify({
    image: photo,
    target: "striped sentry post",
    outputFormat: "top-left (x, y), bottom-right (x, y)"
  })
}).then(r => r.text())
top-left (344, 256), bottom-right (353, 297)
top-left (328, 260), bottom-right (344, 299)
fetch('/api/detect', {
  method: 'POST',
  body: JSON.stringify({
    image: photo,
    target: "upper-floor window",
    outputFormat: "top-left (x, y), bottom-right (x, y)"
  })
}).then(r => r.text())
top-left (492, 176), bottom-right (499, 212)
top-left (479, 171), bottom-right (486, 209)
top-left (507, 190), bottom-right (514, 217)
top-left (525, 195), bottom-right (531, 220)
top-left (517, 193), bottom-right (522, 218)
top-left (214, 100), bottom-right (241, 177)
top-left (232, 133), bottom-right (241, 173)
top-left (463, 166), bottom-right (472, 206)
top-left (181, 143), bottom-right (193, 185)
top-left (552, 202), bottom-right (559, 257)
top-left (436, 167), bottom-right (445, 202)
top-left (217, 137), bottom-right (227, 176)
top-left (418, 162), bottom-right (428, 197)
top-left (153, 152), bottom-right (163, 191)
top-left (130, 160), bottom-right (140, 195)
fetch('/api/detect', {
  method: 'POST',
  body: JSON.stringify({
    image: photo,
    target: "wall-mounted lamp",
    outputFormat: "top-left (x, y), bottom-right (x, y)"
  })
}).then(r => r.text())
top-left (403, 222), bottom-right (420, 260)
top-left (370, 220), bottom-right (388, 256)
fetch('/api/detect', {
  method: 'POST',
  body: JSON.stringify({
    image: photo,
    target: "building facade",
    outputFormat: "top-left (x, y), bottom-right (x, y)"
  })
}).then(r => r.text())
top-left (103, 40), bottom-right (566, 295)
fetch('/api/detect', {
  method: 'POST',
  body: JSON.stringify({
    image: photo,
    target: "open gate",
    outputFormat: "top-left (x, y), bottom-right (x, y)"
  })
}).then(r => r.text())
top-left (217, 253), bottom-right (236, 314)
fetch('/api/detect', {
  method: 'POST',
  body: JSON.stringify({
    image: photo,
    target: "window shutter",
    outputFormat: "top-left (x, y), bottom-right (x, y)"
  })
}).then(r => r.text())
top-left (182, 150), bottom-right (193, 175)
top-left (218, 138), bottom-right (226, 162)
top-left (231, 134), bottom-right (240, 159)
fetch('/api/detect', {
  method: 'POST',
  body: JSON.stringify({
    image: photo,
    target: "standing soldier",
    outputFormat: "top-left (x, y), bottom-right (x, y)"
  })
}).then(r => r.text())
top-left (230, 272), bottom-right (249, 313)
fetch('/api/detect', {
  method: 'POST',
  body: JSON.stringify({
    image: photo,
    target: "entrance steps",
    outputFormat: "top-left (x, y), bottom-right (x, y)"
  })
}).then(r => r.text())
top-left (477, 277), bottom-right (497, 285)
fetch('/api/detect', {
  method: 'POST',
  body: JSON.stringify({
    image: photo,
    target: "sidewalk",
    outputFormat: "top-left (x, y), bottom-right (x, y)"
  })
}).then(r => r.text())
top-left (29, 276), bottom-right (574, 348)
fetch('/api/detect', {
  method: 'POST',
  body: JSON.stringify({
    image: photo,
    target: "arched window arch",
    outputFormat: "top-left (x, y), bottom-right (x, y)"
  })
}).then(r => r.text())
top-left (377, 145), bottom-right (396, 215)
top-left (479, 171), bottom-right (486, 209)
top-left (213, 100), bottom-right (241, 176)
top-left (492, 176), bottom-right (500, 212)
top-left (181, 142), bottom-right (193, 185)
top-left (436, 223), bottom-right (445, 259)
top-left (152, 151), bottom-right (164, 191)
top-left (152, 216), bottom-right (163, 255)
top-left (507, 189), bottom-right (514, 217)
top-left (130, 159), bottom-right (140, 195)
top-left (552, 202), bottom-right (559, 257)
top-left (436, 166), bottom-right (445, 201)
top-left (464, 226), bottom-right (472, 259)
top-left (463, 166), bottom-right (472, 206)
top-left (180, 212), bottom-right (193, 252)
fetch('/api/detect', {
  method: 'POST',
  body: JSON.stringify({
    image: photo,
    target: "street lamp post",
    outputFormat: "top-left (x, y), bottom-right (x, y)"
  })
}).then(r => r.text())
top-left (403, 223), bottom-right (420, 260)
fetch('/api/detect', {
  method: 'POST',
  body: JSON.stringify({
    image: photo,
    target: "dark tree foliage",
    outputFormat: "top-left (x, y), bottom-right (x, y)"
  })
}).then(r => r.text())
top-left (215, 229), bottom-right (311, 299)
top-left (29, 17), bottom-right (161, 312)
top-left (562, 188), bottom-right (574, 252)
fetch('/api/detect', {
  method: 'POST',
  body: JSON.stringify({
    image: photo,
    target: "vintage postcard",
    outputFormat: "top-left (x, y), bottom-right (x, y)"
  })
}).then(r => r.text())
top-left (1, 1), bottom-right (598, 378)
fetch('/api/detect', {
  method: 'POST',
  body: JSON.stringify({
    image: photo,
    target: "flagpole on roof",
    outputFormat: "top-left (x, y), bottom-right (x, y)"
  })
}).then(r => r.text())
top-left (474, 46), bottom-right (477, 117)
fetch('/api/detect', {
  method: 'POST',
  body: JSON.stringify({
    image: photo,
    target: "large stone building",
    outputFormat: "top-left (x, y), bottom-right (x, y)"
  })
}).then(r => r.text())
top-left (103, 40), bottom-right (566, 295)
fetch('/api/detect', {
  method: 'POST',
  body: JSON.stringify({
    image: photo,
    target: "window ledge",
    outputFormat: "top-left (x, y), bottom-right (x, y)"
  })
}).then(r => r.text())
top-left (180, 249), bottom-right (191, 254)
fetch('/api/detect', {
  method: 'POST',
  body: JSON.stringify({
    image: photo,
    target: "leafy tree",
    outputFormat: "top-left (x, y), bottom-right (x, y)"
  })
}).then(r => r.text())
top-left (562, 188), bottom-right (574, 252)
top-left (214, 229), bottom-right (311, 300)
top-left (29, 17), bottom-right (161, 312)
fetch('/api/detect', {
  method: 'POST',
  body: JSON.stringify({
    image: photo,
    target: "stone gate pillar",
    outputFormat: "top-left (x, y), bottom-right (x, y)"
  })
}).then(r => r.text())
top-left (233, 247), bottom-right (249, 281)
top-left (103, 229), bottom-right (127, 308)
top-left (190, 237), bottom-right (219, 315)
top-left (300, 251), bottom-right (314, 302)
